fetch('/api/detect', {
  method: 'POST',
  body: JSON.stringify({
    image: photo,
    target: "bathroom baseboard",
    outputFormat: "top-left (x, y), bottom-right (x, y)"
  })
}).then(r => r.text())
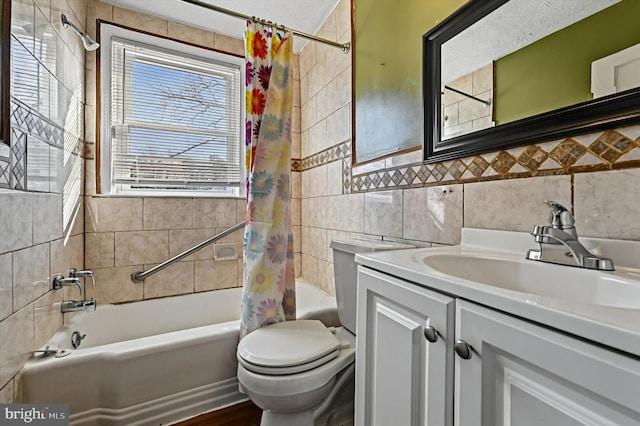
top-left (69, 378), bottom-right (247, 426)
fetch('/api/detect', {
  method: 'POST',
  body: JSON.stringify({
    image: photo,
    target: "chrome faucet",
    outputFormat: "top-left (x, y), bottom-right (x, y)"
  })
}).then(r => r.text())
top-left (52, 275), bottom-right (83, 295)
top-left (525, 201), bottom-right (614, 271)
top-left (52, 268), bottom-right (97, 313)
top-left (61, 298), bottom-right (97, 313)
top-left (70, 268), bottom-right (96, 287)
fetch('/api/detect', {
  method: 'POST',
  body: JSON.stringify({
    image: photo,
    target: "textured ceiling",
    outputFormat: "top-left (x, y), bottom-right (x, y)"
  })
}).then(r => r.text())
top-left (101, 0), bottom-right (341, 53)
top-left (102, 0), bottom-right (621, 79)
top-left (442, 0), bottom-right (621, 84)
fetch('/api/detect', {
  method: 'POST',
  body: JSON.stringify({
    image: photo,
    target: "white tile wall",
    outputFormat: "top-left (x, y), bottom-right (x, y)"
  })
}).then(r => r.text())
top-left (12, 243), bottom-right (50, 311)
top-left (85, 197), bottom-right (143, 233)
top-left (143, 198), bottom-right (194, 230)
top-left (0, 191), bottom-right (34, 253)
top-left (365, 190), bottom-right (403, 238)
top-left (403, 185), bottom-right (463, 245)
top-left (0, 254), bottom-right (12, 321)
top-left (464, 176), bottom-right (572, 232)
top-left (574, 169), bottom-right (640, 240)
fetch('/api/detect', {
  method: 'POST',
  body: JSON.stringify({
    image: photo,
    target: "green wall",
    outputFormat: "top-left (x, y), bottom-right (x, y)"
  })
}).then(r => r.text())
top-left (354, 0), bottom-right (465, 163)
top-left (495, 0), bottom-right (640, 124)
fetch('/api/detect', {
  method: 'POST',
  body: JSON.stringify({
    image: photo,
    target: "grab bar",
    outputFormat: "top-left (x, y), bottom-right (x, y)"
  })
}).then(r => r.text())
top-left (131, 221), bottom-right (245, 283)
top-left (443, 85), bottom-right (491, 107)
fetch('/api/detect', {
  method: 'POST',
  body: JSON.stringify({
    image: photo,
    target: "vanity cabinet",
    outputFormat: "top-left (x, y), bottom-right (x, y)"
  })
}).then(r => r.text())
top-left (355, 267), bottom-right (455, 426)
top-left (356, 267), bottom-right (640, 426)
top-left (456, 300), bottom-right (640, 425)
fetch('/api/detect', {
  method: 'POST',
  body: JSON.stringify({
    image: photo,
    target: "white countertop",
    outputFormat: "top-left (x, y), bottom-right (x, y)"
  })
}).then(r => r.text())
top-left (355, 228), bottom-right (640, 357)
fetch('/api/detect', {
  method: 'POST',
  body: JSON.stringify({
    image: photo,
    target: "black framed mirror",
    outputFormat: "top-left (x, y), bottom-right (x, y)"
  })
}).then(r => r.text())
top-left (423, 0), bottom-right (640, 163)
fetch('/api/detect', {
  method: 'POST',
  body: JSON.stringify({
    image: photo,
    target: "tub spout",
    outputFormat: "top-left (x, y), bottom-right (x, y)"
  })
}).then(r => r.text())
top-left (61, 297), bottom-right (97, 313)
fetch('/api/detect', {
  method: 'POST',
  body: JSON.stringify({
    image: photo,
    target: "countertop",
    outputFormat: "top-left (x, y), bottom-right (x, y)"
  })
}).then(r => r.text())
top-left (355, 228), bottom-right (640, 358)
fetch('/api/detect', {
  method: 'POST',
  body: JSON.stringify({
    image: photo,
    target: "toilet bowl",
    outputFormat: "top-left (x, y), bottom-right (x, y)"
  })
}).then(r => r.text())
top-left (237, 321), bottom-right (355, 425)
top-left (237, 238), bottom-right (414, 426)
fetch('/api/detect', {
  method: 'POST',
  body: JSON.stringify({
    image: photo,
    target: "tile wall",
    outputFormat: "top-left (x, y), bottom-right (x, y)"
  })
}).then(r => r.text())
top-left (298, 0), bottom-right (640, 296)
top-left (442, 63), bottom-right (494, 139)
top-left (82, 1), bottom-right (303, 304)
top-left (84, 196), bottom-right (247, 303)
top-left (0, 0), bottom-right (86, 403)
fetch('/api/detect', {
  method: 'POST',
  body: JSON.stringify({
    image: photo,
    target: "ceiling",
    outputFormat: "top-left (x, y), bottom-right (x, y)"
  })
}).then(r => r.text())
top-left (101, 0), bottom-right (341, 53)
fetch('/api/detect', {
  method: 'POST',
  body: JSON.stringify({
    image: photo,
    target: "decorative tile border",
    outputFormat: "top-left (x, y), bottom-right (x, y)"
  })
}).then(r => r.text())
top-left (0, 143), bottom-right (9, 188)
top-left (0, 160), bottom-right (8, 188)
top-left (349, 128), bottom-right (640, 192)
top-left (294, 126), bottom-right (640, 195)
top-left (5, 97), bottom-right (82, 192)
top-left (342, 157), bottom-right (351, 194)
top-left (292, 141), bottom-right (351, 172)
top-left (11, 100), bottom-right (64, 148)
top-left (10, 129), bottom-right (27, 190)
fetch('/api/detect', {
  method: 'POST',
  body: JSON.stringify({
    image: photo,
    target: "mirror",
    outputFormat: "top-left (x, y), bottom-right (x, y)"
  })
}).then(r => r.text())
top-left (423, 0), bottom-right (640, 163)
top-left (353, 0), bottom-right (464, 165)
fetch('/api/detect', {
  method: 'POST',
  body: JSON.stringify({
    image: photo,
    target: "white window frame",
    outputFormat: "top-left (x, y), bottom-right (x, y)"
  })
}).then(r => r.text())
top-left (99, 23), bottom-right (245, 197)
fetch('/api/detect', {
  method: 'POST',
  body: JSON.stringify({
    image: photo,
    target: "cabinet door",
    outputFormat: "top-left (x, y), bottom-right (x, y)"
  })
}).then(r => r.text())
top-left (455, 300), bottom-right (640, 426)
top-left (355, 267), bottom-right (455, 426)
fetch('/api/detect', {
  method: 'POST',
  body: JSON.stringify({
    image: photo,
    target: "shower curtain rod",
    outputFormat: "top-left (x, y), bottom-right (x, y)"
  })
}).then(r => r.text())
top-left (178, 0), bottom-right (351, 53)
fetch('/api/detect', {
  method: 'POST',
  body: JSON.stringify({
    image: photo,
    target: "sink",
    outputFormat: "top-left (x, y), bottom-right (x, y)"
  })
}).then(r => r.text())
top-left (416, 252), bottom-right (640, 309)
top-left (353, 228), bottom-right (640, 357)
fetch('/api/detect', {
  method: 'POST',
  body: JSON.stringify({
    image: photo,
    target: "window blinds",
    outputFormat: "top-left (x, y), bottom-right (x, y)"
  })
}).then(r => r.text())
top-left (109, 38), bottom-right (242, 192)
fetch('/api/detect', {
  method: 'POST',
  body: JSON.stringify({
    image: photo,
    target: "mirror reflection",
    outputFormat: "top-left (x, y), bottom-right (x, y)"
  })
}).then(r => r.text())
top-left (353, 0), bottom-right (465, 164)
top-left (440, 0), bottom-right (640, 141)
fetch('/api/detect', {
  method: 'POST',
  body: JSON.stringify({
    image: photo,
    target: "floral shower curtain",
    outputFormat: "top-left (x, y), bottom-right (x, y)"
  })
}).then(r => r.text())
top-left (241, 22), bottom-right (296, 337)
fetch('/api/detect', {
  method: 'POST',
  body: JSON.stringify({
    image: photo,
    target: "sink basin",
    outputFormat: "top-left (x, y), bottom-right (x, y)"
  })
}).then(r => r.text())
top-left (416, 252), bottom-right (640, 309)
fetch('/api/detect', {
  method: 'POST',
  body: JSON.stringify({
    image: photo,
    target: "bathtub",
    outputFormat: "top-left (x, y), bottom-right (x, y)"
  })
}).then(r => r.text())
top-left (21, 279), bottom-right (339, 426)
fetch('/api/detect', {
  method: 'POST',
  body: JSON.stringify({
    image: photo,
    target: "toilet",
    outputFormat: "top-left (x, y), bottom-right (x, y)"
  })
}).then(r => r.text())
top-left (236, 238), bottom-right (414, 426)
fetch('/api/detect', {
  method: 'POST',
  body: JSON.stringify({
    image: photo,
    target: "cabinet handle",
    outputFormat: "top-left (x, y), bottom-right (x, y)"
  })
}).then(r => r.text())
top-left (424, 325), bottom-right (439, 343)
top-left (454, 339), bottom-right (473, 359)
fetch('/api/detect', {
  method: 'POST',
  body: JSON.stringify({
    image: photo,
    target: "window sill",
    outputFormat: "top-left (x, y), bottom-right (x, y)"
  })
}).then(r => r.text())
top-left (89, 192), bottom-right (245, 200)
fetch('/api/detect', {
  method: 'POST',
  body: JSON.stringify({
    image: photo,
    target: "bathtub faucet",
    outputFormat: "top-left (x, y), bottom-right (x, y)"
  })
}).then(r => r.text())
top-left (70, 268), bottom-right (96, 288)
top-left (53, 268), bottom-right (95, 297)
top-left (52, 275), bottom-right (83, 295)
top-left (61, 297), bottom-right (97, 313)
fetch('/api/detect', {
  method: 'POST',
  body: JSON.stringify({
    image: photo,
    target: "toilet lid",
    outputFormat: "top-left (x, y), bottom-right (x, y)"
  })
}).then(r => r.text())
top-left (238, 320), bottom-right (341, 375)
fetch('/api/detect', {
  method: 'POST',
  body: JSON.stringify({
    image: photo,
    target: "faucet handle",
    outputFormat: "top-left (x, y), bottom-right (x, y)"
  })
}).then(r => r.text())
top-left (70, 268), bottom-right (95, 287)
top-left (52, 275), bottom-right (83, 296)
top-left (69, 268), bottom-right (93, 278)
top-left (544, 200), bottom-right (575, 231)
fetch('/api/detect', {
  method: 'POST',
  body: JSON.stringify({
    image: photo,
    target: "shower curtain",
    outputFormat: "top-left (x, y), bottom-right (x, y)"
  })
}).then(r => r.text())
top-left (241, 22), bottom-right (296, 337)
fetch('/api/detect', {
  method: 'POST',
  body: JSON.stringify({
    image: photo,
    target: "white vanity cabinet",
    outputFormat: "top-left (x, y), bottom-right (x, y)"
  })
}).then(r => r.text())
top-left (356, 266), bottom-right (640, 426)
top-left (355, 267), bottom-right (456, 426)
top-left (455, 300), bottom-right (640, 426)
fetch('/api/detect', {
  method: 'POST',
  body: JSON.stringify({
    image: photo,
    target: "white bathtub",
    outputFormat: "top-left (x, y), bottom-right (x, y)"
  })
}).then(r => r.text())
top-left (21, 279), bottom-right (339, 426)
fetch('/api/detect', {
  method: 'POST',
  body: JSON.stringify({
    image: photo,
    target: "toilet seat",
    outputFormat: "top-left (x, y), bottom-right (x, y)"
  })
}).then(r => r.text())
top-left (237, 328), bottom-right (356, 400)
top-left (237, 320), bottom-right (343, 375)
top-left (239, 349), bottom-right (340, 375)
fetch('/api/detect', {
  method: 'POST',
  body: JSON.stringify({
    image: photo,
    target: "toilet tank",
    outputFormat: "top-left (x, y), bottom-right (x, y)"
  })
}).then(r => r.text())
top-left (329, 239), bottom-right (414, 335)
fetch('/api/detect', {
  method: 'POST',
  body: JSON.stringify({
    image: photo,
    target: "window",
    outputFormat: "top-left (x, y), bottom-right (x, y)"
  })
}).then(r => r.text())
top-left (100, 24), bottom-right (244, 196)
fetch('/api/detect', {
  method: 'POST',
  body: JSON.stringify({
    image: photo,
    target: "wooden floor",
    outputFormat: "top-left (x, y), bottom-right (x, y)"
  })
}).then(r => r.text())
top-left (174, 401), bottom-right (262, 426)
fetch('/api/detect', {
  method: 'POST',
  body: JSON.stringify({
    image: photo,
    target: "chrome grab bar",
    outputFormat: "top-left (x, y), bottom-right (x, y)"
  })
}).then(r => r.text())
top-left (131, 221), bottom-right (245, 283)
